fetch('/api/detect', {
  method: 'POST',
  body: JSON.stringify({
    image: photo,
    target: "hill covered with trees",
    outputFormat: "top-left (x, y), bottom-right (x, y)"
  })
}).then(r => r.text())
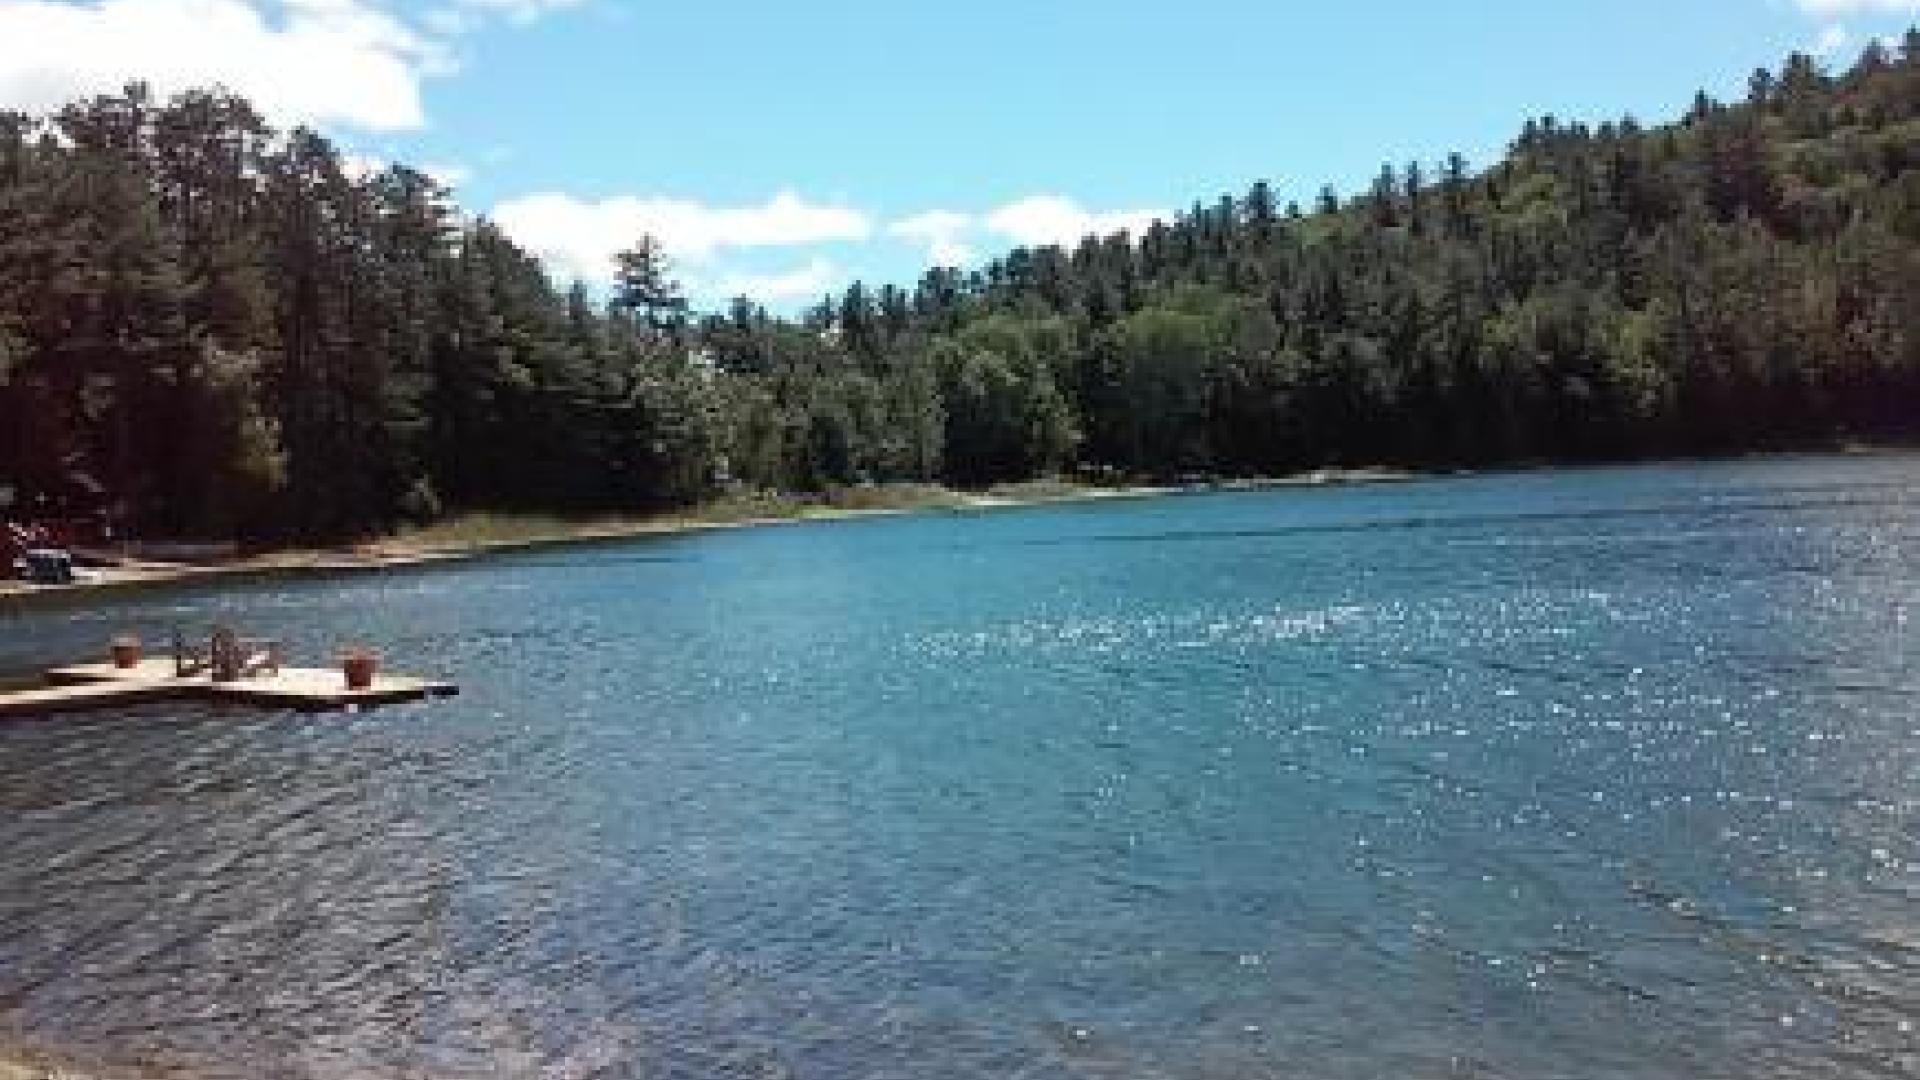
top-left (3, 37), bottom-right (1918, 540)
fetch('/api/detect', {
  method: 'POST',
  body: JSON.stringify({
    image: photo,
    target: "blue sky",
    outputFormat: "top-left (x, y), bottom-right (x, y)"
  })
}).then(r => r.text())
top-left (2, 0), bottom-right (1915, 307)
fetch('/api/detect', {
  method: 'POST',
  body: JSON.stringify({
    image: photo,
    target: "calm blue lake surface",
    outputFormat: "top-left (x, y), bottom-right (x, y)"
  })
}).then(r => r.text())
top-left (2, 455), bottom-right (1918, 1079)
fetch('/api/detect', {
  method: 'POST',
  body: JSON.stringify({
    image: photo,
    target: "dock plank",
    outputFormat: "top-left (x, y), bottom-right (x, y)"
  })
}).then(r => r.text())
top-left (11, 658), bottom-right (457, 717)
top-left (46, 657), bottom-right (181, 685)
top-left (199, 667), bottom-right (458, 709)
top-left (0, 679), bottom-right (193, 718)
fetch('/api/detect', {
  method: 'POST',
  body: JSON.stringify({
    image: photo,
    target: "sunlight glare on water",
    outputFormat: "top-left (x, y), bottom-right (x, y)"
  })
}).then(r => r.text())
top-left (1, 455), bottom-right (1918, 1079)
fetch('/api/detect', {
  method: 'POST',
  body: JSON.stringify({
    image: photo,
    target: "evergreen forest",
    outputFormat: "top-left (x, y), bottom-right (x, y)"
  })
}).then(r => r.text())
top-left (3, 38), bottom-right (1919, 539)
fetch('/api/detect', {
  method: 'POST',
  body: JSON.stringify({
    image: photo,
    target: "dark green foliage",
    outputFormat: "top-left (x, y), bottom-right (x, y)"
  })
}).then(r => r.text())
top-left (3, 42), bottom-right (1919, 540)
top-left (0, 85), bottom-right (729, 538)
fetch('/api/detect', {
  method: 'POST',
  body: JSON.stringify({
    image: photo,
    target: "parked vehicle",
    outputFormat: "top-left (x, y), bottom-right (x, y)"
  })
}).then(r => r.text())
top-left (17, 548), bottom-right (75, 584)
top-left (6, 523), bottom-right (78, 584)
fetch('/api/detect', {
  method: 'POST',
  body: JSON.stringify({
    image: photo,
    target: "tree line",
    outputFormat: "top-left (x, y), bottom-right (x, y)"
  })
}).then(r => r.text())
top-left (3, 36), bottom-right (1918, 540)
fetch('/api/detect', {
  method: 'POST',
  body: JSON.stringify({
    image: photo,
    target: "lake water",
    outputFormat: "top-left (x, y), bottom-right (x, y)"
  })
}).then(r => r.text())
top-left (2, 455), bottom-right (1918, 1079)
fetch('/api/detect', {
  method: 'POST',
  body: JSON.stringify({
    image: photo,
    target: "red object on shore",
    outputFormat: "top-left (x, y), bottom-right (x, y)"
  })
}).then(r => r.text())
top-left (3, 522), bottom-right (45, 566)
top-left (110, 635), bottom-right (141, 669)
top-left (342, 651), bottom-right (378, 690)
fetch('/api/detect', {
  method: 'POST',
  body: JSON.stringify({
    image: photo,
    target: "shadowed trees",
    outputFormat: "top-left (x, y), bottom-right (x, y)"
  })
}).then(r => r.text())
top-left (2, 39), bottom-right (1918, 540)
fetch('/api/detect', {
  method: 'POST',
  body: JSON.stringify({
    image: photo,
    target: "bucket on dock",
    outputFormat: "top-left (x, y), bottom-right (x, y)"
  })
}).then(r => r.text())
top-left (342, 647), bottom-right (379, 690)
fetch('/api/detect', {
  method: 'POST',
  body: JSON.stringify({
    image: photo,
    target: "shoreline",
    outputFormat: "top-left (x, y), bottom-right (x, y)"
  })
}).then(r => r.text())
top-left (0, 1047), bottom-right (140, 1080)
top-left (0, 470), bottom-right (1410, 605)
top-left (7, 443), bottom-right (1910, 606)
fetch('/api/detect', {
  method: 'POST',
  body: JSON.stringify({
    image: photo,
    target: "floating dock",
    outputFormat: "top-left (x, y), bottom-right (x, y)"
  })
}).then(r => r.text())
top-left (0, 657), bottom-right (457, 718)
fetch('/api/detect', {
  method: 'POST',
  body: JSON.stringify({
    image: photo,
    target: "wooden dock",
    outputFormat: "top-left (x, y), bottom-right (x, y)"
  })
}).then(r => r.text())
top-left (0, 678), bottom-right (194, 717)
top-left (0, 657), bottom-right (457, 719)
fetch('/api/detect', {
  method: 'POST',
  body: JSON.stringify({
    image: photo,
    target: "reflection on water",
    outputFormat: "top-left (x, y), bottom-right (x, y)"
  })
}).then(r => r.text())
top-left (1, 455), bottom-right (1918, 1079)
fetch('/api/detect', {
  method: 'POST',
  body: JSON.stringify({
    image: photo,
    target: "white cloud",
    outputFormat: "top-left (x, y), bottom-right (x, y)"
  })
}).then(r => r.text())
top-left (449, 0), bottom-right (586, 25)
top-left (1795, 0), bottom-right (1918, 13)
top-left (0, 0), bottom-right (445, 131)
top-left (884, 197), bottom-right (1168, 269)
top-left (491, 189), bottom-right (873, 283)
top-left (887, 209), bottom-right (976, 267)
top-left (983, 194), bottom-right (1166, 250)
top-left (0, 0), bottom-right (588, 133)
top-left (420, 4), bottom-right (474, 35)
top-left (340, 150), bottom-right (388, 179)
top-left (1812, 24), bottom-right (1852, 54)
top-left (422, 161), bottom-right (471, 187)
top-left (706, 258), bottom-right (843, 304)
top-left (340, 152), bottom-right (468, 189)
top-left (494, 188), bottom-right (1167, 303)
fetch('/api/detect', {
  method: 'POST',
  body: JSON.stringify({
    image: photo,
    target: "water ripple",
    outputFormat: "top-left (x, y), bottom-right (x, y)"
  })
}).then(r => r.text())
top-left (0, 454), bottom-right (1918, 1077)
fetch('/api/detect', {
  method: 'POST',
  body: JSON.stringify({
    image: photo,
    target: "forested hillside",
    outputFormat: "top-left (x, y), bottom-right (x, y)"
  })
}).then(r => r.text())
top-left (3, 37), bottom-right (1919, 541)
